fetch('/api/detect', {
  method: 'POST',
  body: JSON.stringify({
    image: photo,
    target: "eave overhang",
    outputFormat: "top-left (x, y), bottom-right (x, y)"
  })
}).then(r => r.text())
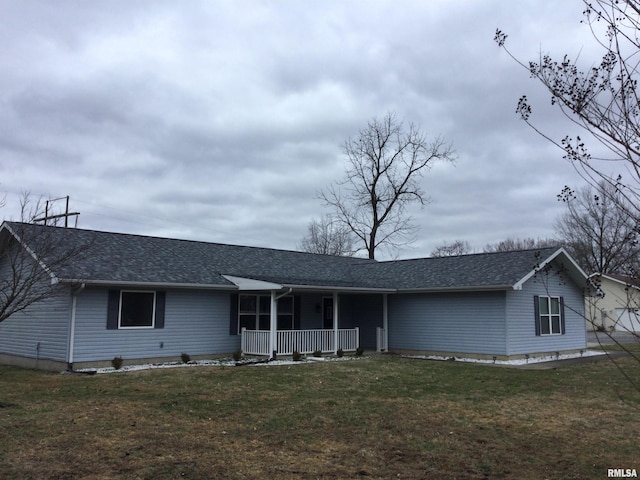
top-left (396, 284), bottom-right (514, 294)
top-left (57, 278), bottom-right (238, 291)
top-left (512, 247), bottom-right (589, 291)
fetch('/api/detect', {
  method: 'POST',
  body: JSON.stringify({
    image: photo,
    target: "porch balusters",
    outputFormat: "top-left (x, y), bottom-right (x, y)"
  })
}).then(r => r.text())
top-left (241, 328), bottom-right (360, 356)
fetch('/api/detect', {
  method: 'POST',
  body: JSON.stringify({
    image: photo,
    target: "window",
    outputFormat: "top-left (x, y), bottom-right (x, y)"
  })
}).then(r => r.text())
top-left (120, 291), bottom-right (156, 328)
top-left (277, 296), bottom-right (294, 330)
top-left (535, 295), bottom-right (564, 335)
top-left (238, 295), bottom-right (271, 332)
top-left (236, 294), bottom-right (295, 333)
top-left (107, 290), bottom-right (165, 330)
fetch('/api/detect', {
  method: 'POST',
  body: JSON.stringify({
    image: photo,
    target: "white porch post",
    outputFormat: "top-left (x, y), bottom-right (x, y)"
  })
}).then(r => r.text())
top-left (333, 291), bottom-right (339, 354)
top-left (382, 293), bottom-right (389, 352)
top-left (269, 290), bottom-right (277, 359)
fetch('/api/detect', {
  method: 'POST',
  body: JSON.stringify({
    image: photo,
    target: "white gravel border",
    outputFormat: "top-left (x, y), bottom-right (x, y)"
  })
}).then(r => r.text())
top-left (403, 349), bottom-right (606, 365)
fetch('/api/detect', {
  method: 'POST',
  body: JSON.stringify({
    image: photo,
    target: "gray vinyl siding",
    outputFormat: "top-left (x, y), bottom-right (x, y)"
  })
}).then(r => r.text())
top-left (342, 294), bottom-right (383, 349)
top-left (72, 288), bottom-right (238, 362)
top-left (0, 243), bottom-right (72, 362)
top-left (298, 294), bottom-right (323, 330)
top-left (506, 269), bottom-right (586, 355)
top-left (0, 289), bottom-right (71, 362)
top-left (388, 291), bottom-right (507, 355)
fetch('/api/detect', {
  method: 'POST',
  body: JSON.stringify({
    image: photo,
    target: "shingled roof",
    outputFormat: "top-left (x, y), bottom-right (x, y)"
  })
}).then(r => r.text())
top-left (1, 222), bottom-right (587, 292)
top-left (353, 247), bottom-right (567, 291)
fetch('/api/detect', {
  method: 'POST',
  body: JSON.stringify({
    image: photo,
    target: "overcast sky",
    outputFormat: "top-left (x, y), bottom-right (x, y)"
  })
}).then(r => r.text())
top-left (0, 1), bottom-right (603, 259)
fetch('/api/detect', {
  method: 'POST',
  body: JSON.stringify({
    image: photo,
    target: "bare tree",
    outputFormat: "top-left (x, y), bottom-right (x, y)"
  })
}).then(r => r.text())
top-left (495, 1), bottom-right (640, 222)
top-left (430, 240), bottom-right (472, 257)
top-left (321, 112), bottom-right (455, 259)
top-left (0, 194), bottom-right (87, 324)
top-left (483, 237), bottom-right (561, 253)
top-left (496, 2), bottom-right (640, 387)
top-left (298, 215), bottom-right (355, 256)
top-left (555, 182), bottom-right (640, 274)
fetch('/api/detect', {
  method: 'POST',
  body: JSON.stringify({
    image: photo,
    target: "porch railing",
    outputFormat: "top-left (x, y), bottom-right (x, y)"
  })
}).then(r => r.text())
top-left (241, 328), bottom-right (359, 356)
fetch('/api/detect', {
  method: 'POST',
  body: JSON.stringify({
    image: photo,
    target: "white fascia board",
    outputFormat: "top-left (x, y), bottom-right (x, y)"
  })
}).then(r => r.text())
top-left (512, 247), bottom-right (589, 291)
top-left (281, 283), bottom-right (396, 294)
top-left (2, 222), bottom-right (59, 285)
top-left (397, 285), bottom-right (512, 294)
top-left (590, 273), bottom-right (640, 291)
top-left (58, 278), bottom-right (238, 290)
top-left (222, 275), bottom-right (283, 291)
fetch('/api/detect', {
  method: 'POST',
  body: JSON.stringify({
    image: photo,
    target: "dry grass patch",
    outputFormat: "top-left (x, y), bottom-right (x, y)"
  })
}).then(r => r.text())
top-left (1, 355), bottom-right (639, 479)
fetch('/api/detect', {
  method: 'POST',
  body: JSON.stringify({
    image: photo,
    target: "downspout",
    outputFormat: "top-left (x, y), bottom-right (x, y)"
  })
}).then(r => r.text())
top-left (333, 291), bottom-right (339, 355)
top-left (382, 293), bottom-right (389, 352)
top-left (276, 288), bottom-right (293, 300)
top-left (67, 283), bottom-right (85, 371)
top-left (269, 291), bottom-right (277, 360)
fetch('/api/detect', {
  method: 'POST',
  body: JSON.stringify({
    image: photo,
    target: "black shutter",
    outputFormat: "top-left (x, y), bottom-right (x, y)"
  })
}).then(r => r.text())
top-left (107, 290), bottom-right (120, 330)
top-left (155, 291), bottom-right (166, 329)
top-left (533, 295), bottom-right (541, 336)
top-left (293, 295), bottom-right (301, 330)
top-left (229, 293), bottom-right (239, 335)
top-left (560, 296), bottom-right (566, 334)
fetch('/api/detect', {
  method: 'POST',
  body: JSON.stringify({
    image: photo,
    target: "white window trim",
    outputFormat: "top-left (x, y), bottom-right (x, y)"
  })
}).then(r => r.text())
top-left (539, 295), bottom-right (562, 336)
top-left (237, 294), bottom-right (294, 333)
top-left (118, 290), bottom-right (156, 329)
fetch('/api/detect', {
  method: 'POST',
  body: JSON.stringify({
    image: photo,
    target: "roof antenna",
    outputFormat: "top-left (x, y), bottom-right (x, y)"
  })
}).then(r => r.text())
top-left (32, 195), bottom-right (80, 228)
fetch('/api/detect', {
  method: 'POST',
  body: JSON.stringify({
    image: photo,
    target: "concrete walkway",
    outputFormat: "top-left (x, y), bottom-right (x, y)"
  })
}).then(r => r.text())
top-left (587, 331), bottom-right (638, 347)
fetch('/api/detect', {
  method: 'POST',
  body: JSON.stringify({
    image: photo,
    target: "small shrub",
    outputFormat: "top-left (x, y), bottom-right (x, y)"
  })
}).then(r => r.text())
top-left (180, 352), bottom-right (191, 364)
top-left (232, 351), bottom-right (242, 362)
top-left (112, 356), bottom-right (123, 370)
top-left (313, 349), bottom-right (322, 358)
top-left (292, 351), bottom-right (302, 361)
top-left (355, 347), bottom-right (364, 357)
top-left (337, 348), bottom-right (344, 358)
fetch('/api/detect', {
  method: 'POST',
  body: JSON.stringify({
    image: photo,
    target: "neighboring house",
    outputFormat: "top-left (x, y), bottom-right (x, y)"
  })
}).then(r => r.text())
top-left (0, 221), bottom-right (590, 371)
top-left (585, 273), bottom-right (640, 332)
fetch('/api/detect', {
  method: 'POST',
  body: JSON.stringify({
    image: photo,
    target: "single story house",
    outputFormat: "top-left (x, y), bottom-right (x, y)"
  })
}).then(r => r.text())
top-left (0, 221), bottom-right (590, 371)
top-left (585, 273), bottom-right (640, 332)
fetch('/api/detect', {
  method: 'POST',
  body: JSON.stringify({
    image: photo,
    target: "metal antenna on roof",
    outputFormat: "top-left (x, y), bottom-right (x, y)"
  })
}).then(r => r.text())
top-left (32, 195), bottom-right (80, 227)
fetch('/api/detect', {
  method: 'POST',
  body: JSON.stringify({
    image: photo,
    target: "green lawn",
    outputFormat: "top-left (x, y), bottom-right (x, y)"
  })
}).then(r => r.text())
top-left (1, 355), bottom-right (639, 479)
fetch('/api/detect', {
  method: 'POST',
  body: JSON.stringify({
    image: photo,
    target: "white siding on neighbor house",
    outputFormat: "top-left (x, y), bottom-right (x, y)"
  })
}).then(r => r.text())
top-left (505, 269), bottom-right (586, 355)
top-left (388, 291), bottom-right (508, 355)
top-left (72, 288), bottom-right (238, 362)
top-left (0, 289), bottom-right (71, 362)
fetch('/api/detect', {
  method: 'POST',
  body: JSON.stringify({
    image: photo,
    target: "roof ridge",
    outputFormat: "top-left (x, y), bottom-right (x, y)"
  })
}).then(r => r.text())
top-left (2, 221), bottom-right (372, 262)
top-left (374, 246), bottom-right (561, 264)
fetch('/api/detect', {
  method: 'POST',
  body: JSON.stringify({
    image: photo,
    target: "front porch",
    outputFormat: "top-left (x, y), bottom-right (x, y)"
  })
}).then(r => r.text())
top-left (241, 327), bottom-right (360, 356)
top-left (226, 276), bottom-right (391, 359)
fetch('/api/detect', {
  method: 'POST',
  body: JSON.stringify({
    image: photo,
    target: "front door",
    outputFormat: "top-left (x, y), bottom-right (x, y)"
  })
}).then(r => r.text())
top-left (322, 297), bottom-right (334, 330)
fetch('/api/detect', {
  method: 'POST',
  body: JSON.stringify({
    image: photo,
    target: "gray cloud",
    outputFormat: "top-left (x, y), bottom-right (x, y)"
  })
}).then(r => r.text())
top-left (0, 0), bottom-right (596, 258)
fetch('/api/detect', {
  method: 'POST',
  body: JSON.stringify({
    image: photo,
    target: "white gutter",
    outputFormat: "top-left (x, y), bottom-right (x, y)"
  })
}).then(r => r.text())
top-left (397, 285), bottom-right (514, 294)
top-left (57, 278), bottom-right (238, 291)
top-left (281, 283), bottom-right (396, 294)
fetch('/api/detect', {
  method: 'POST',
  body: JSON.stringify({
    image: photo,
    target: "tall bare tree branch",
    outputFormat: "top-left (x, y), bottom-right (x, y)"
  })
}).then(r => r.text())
top-left (320, 112), bottom-right (455, 259)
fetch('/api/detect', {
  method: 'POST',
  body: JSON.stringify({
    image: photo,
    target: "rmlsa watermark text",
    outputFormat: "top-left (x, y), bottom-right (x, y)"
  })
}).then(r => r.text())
top-left (608, 469), bottom-right (638, 478)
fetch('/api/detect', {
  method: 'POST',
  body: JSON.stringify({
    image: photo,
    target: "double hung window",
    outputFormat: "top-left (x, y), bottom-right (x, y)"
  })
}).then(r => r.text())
top-left (535, 295), bottom-right (564, 335)
top-left (236, 294), bottom-right (294, 333)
